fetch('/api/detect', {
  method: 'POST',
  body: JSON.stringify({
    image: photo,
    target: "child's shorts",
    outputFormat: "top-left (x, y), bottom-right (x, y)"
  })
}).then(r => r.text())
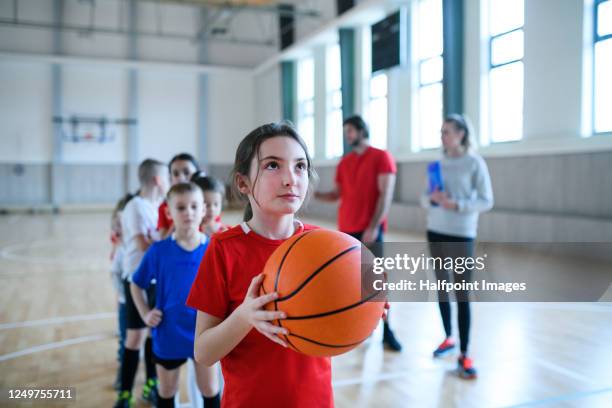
top-left (153, 353), bottom-right (188, 370)
top-left (124, 279), bottom-right (156, 329)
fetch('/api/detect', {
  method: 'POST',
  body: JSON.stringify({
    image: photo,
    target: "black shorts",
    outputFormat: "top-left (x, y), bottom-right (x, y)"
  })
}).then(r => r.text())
top-left (153, 353), bottom-right (187, 370)
top-left (124, 279), bottom-right (156, 330)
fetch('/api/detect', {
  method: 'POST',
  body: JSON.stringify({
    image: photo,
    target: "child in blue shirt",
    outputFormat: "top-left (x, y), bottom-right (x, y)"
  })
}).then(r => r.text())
top-left (131, 182), bottom-right (220, 408)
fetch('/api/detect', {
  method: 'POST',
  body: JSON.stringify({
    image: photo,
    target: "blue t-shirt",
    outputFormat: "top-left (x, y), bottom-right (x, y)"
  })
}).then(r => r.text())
top-left (132, 234), bottom-right (208, 360)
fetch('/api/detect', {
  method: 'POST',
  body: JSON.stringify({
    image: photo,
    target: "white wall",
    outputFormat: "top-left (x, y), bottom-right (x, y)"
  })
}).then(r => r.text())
top-left (62, 65), bottom-right (128, 164)
top-left (253, 64), bottom-right (282, 125)
top-left (138, 70), bottom-right (199, 163)
top-left (523, 0), bottom-right (583, 141)
top-left (0, 58), bottom-right (254, 167)
top-left (208, 70), bottom-right (255, 164)
top-left (0, 61), bottom-right (52, 163)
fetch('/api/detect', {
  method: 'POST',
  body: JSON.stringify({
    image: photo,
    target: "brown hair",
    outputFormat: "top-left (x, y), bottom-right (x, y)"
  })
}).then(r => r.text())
top-left (191, 173), bottom-right (226, 197)
top-left (443, 113), bottom-right (473, 151)
top-left (138, 158), bottom-right (166, 187)
top-left (229, 122), bottom-right (318, 221)
top-left (166, 182), bottom-right (202, 202)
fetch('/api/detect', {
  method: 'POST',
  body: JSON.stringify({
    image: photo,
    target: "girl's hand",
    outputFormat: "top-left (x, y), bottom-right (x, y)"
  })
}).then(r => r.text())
top-left (238, 274), bottom-right (289, 347)
top-left (430, 188), bottom-right (447, 204)
top-left (382, 301), bottom-right (390, 320)
top-left (441, 199), bottom-right (458, 210)
top-left (431, 189), bottom-right (458, 210)
top-left (145, 308), bottom-right (163, 327)
top-left (362, 226), bottom-right (377, 243)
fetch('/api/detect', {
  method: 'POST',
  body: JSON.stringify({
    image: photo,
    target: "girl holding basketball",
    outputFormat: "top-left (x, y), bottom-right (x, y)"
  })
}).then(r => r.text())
top-left (420, 114), bottom-right (493, 379)
top-left (186, 123), bottom-right (333, 407)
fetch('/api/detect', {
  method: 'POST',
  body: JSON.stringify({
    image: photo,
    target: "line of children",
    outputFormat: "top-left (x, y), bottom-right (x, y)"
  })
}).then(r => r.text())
top-left (115, 159), bottom-right (169, 408)
top-left (186, 123), bottom-right (334, 407)
top-left (110, 192), bottom-right (137, 390)
top-left (131, 182), bottom-right (220, 408)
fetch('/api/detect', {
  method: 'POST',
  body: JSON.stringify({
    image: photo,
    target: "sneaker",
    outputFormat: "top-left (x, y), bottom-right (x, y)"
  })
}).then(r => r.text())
top-left (382, 326), bottom-right (402, 352)
top-left (457, 355), bottom-right (478, 379)
top-left (114, 391), bottom-right (133, 408)
top-left (433, 338), bottom-right (455, 357)
top-left (141, 378), bottom-right (159, 405)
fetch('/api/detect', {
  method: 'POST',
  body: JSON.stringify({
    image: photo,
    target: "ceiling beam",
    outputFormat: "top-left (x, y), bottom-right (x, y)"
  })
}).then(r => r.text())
top-left (132, 0), bottom-right (321, 18)
top-left (0, 17), bottom-right (275, 47)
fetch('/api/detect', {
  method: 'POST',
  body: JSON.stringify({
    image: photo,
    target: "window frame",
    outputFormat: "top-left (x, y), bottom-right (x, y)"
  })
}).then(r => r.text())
top-left (414, 0), bottom-right (444, 151)
top-left (296, 56), bottom-right (315, 156)
top-left (325, 44), bottom-right (344, 159)
top-left (592, 0), bottom-right (612, 135)
top-left (367, 71), bottom-right (389, 150)
top-left (486, 0), bottom-right (525, 144)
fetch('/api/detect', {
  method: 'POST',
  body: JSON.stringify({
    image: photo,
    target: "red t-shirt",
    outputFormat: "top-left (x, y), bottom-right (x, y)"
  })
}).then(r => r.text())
top-left (157, 201), bottom-right (173, 231)
top-left (335, 146), bottom-right (397, 233)
top-left (186, 223), bottom-right (333, 408)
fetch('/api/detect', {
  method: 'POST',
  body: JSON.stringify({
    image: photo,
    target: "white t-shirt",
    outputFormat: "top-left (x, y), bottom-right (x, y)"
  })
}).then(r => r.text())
top-left (110, 245), bottom-right (126, 303)
top-left (121, 196), bottom-right (160, 280)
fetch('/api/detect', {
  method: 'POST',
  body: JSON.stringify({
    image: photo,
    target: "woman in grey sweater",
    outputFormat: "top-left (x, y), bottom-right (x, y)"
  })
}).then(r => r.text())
top-left (420, 114), bottom-right (493, 379)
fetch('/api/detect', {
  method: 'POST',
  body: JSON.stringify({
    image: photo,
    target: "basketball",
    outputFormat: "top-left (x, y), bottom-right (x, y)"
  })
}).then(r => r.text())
top-left (259, 229), bottom-right (385, 357)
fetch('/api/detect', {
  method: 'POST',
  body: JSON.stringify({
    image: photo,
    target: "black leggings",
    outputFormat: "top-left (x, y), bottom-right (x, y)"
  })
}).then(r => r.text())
top-left (427, 230), bottom-right (475, 354)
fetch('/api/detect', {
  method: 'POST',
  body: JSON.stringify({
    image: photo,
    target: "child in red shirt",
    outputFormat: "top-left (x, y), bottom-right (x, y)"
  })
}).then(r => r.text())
top-left (186, 123), bottom-right (333, 408)
top-left (191, 173), bottom-right (231, 236)
top-left (158, 153), bottom-right (201, 239)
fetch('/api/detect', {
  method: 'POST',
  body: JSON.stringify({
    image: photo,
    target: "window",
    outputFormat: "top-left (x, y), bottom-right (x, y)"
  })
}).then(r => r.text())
top-left (368, 72), bottom-right (388, 149)
top-left (487, 0), bottom-right (524, 143)
top-left (297, 57), bottom-right (315, 156)
top-left (326, 44), bottom-right (344, 158)
top-left (594, 0), bottom-right (612, 133)
top-left (414, 0), bottom-right (443, 150)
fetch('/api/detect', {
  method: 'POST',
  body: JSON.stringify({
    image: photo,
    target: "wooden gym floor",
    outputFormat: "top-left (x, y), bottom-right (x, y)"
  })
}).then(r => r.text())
top-left (0, 211), bottom-right (611, 407)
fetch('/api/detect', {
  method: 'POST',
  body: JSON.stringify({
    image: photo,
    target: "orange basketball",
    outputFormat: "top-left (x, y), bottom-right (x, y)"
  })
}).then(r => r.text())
top-left (259, 229), bottom-right (385, 357)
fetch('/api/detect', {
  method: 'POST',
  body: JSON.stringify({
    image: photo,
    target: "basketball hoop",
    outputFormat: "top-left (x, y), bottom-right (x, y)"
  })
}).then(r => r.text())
top-left (53, 115), bottom-right (136, 143)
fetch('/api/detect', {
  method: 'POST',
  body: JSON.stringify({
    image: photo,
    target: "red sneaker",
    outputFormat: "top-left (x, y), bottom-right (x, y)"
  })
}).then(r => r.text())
top-left (458, 355), bottom-right (478, 379)
top-left (433, 338), bottom-right (455, 357)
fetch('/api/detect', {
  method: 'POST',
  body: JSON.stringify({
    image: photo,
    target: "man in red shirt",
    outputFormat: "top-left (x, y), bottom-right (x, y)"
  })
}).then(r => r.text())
top-left (315, 115), bottom-right (402, 351)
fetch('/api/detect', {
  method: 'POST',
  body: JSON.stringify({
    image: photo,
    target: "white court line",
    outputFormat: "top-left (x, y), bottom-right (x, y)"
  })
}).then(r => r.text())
top-left (332, 369), bottom-right (415, 388)
top-left (0, 333), bottom-right (113, 362)
top-left (0, 312), bottom-right (115, 330)
top-left (533, 357), bottom-right (591, 385)
top-left (0, 238), bottom-right (102, 265)
top-left (503, 387), bottom-right (612, 407)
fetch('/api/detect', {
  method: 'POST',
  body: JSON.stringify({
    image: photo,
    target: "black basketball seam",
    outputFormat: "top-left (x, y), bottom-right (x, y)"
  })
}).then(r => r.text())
top-left (276, 245), bottom-right (360, 303)
top-left (261, 283), bottom-right (299, 352)
top-left (272, 230), bottom-right (314, 352)
top-left (287, 332), bottom-right (368, 348)
top-left (283, 289), bottom-right (382, 320)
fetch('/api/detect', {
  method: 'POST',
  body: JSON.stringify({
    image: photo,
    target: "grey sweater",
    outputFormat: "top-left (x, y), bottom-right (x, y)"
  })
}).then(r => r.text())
top-left (420, 152), bottom-right (494, 238)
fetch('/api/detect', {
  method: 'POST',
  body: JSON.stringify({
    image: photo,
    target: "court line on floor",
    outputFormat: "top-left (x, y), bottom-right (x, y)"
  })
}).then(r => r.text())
top-left (533, 357), bottom-right (591, 384)
top-left (0, 333), bottom-right (114, 362)
top-left (503, 387), bottom-right (612, 407)
top-left (0, 238), bottom-right (105, 265)
top-left (332, 369), bottom-right (415, 388)
top-left (0, 312), bottom-right (115, 330)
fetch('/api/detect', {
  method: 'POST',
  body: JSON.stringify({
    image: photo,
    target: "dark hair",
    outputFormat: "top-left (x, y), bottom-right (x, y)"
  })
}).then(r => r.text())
top-left (191, 173), bottom-right (226, 196)
top-left (443, 113), bottom-right (472, 151)
top-left (166, 182), bottom-right (202, 202)
top-left (112, 192), bottom-right (136, 221)
top-left (169, 153), bottom-right (200, 172)
top-left (138, 158), bottom-right (166, 186)
top-left (230, 122), bottom-right (318, 222)
top-left (343, 115), bottom-right (369, 139)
